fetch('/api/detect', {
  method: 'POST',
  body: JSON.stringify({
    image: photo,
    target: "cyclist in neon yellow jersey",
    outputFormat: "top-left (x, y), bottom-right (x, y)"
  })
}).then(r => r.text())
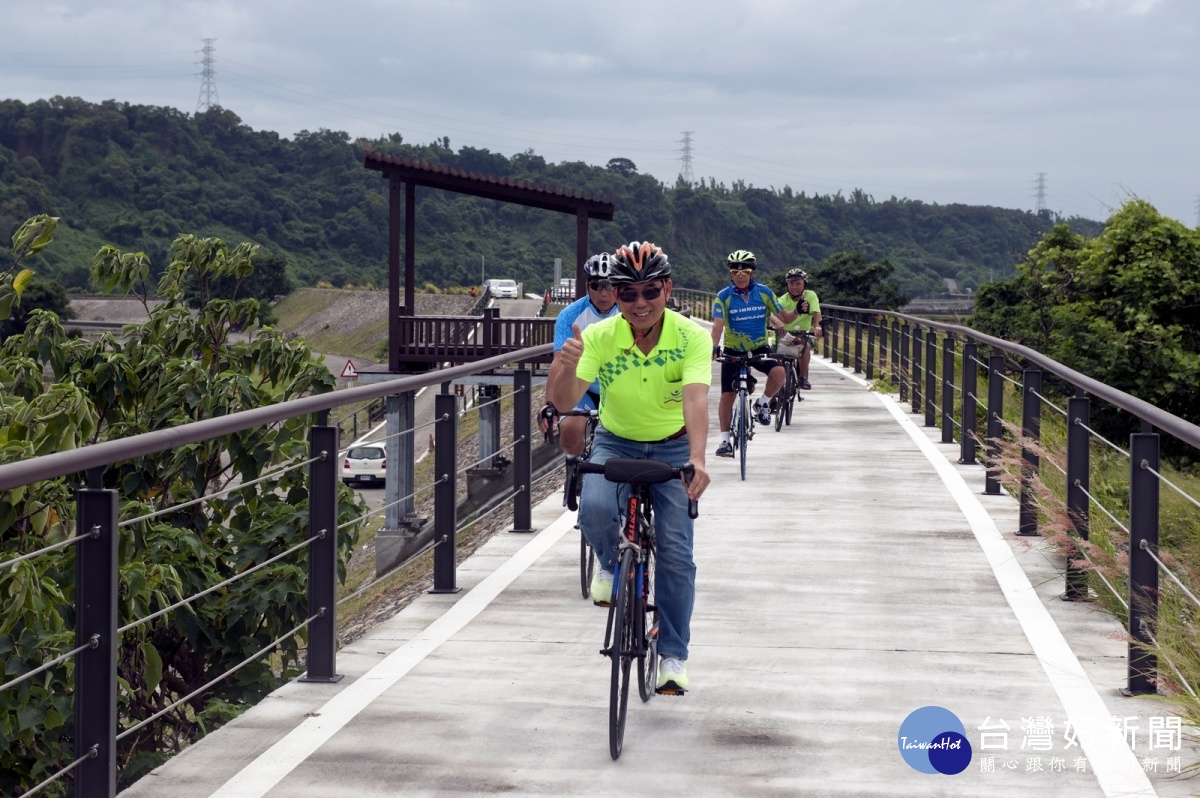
top-left (551, 241), bottom-right (711, 695)
top-left (771, 268), bottom-right (823, 390)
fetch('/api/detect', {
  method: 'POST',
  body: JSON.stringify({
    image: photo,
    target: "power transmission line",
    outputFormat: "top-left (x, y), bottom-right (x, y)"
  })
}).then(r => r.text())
top-left (678, 131), bottom-right (694, 183)
top-left (196, 39), bottom-right (220, 112)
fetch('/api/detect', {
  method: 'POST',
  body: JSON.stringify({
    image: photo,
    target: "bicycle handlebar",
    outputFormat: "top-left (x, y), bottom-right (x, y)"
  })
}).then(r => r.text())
top-left (716, 352), bottom-right (771, 364)
top-left (576, 458), bottom-right (699, 519)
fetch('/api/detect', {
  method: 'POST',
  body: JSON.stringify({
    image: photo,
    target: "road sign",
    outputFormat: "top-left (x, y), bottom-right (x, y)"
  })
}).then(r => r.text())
top-left (340, 360), bottom-right (358, 379)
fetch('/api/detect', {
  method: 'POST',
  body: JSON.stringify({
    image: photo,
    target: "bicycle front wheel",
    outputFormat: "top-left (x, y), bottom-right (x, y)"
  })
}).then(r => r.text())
top-left (579, 531), bottom-right (594, 599)
top-left (738, 391), bottom-right (749, 481)
top-left (784, 365), bottom-right (796, 426)
top-left (609, 550), bottom-right (636, 760)
top-left (637, 543), bottom-right (658, 702)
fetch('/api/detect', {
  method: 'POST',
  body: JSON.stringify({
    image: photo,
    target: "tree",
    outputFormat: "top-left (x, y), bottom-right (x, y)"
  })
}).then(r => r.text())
top-left (0, 214), bottom-right (54, 320)
top-left (806, 250), bottom-right (910, 310)
top-left (0, 275), bottom-right (73, 338)
top-left (971, 200), bottom-right (1200, 451)
top-left (605, 157), bottom-right (638, 176)
top-left (1, 219), bottom-right (365, 792)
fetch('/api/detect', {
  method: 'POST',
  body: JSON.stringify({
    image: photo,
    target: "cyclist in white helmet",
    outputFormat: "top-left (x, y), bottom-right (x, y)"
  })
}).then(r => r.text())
top-left (539, 253), bottom-right (620, 454)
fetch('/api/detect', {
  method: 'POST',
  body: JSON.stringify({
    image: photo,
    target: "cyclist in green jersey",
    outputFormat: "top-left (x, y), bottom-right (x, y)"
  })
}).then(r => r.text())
top-left (771, 268), bottom-right (823, 390)
top-left (552, 241), bottom-right (711, 694)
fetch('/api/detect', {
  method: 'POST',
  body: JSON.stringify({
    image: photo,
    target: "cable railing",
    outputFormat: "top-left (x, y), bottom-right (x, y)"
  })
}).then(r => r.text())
top-left (0, 344), bottom-right (553, 798)
top-left (117, 453), bottom-right (323, 528)
top-left (0, 527), bottom-right (96, 572)
top-left (821, 303), bottom-right (1200, 699)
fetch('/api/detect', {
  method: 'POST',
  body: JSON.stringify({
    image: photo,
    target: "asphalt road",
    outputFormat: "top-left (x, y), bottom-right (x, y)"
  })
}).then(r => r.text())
top-left (337, 296), bottom-right (545, 514)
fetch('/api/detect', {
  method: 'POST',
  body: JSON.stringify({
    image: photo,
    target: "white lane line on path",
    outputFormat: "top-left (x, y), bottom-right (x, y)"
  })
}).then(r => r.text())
top-left (209, 508), bottom-right (579, 798)
top-left (829, 360), bottom-right (1155, 797)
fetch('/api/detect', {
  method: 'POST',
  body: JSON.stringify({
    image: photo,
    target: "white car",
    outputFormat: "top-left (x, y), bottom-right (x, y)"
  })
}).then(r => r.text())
top-left (342, 445), bottom-right (386, 485)
top-left (486, 279), bottom-right (520, 299)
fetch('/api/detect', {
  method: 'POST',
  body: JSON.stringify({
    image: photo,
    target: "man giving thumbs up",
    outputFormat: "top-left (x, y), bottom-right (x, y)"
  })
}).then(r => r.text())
top-left (550, 241), bottom-right (711, 695)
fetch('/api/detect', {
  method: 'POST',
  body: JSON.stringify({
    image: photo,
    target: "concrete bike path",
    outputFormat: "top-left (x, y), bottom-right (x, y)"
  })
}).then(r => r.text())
top-left (122, 354), bottom-right (1185, 798)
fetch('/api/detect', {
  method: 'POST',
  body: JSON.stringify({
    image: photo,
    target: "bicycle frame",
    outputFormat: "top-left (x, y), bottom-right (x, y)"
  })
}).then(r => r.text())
top-left (575, 456), bottom-right (697, 759)
top-left (719, 353), bottom-right (759, 480)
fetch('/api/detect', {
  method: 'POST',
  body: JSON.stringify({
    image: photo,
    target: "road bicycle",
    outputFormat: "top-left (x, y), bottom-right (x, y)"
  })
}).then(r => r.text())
top-left (772, 331), bottom-right (814, 430)
top-left (718, 352), bottom-right (760, 481)
top-left (562, 408), bottom-right (600, 599)
top-left (575, 456), bottom-right (697, 760)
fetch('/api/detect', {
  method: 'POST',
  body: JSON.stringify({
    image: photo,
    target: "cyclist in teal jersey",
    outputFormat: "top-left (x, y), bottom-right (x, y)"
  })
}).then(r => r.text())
top-left (710, 250), bottom-right (803, 458)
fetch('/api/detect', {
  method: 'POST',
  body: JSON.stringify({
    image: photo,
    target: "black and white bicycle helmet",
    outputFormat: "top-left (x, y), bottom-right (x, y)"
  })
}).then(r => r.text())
top-left (609, 241), bottom-right (671, 285)
top-left (727, 249), bottom-right (757, 267)
top-left (786, 268), bottom-right (809, 281)
top-left (584, 253), bottom-right (614, 279)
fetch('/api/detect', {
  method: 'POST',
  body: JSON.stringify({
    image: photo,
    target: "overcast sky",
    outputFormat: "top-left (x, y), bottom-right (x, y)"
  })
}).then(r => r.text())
top-left (3, 0), bottom-right (1197, 225)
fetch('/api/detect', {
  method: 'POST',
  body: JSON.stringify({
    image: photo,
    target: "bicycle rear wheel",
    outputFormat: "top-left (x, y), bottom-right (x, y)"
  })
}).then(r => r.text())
top-left (579, 531), bottom-right (594, 599)
top-left (609, 550), bottom-right (635, 760)
top-left (784, 364), bottom-right (796, 426)
top-left (637, 543), bottom-right (658, 702)
top-left (729, 396), bottom-right (741, 456)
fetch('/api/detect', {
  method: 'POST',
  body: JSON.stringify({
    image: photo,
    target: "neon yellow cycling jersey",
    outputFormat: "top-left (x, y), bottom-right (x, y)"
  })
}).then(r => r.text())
top-left (576, 309), bottom-right (712, 441)
top-left (777, 289), bottom-right (821, 332)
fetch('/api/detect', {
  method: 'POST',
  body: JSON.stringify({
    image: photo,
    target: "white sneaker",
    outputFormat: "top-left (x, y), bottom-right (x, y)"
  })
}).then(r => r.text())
top-left (590, 568), bottom-right (614, 606)
top-left (657, 657), bottom-right (689, 693)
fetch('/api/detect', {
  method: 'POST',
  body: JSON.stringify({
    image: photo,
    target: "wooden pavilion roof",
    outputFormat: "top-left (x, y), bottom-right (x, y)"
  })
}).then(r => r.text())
top-left (363, 151), bottom-right (615, 220)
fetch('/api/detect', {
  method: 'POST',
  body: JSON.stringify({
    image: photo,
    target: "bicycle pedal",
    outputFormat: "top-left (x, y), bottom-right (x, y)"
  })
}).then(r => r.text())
top-left (655, 685), bottom-right (687, 696)
top-left (592, 599), bottom-right (610, 608)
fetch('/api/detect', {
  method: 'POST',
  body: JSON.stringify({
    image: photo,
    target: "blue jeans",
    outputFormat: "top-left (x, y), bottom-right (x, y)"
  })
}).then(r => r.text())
top-left (579, 428), bottom-right (696, 661)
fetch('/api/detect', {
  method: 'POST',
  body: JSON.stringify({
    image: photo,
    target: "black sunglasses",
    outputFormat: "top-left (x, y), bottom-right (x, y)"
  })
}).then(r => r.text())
top-left (617, 286), bottom-right (663, 303)
top-left (588, 279), bottom-right (613, 291)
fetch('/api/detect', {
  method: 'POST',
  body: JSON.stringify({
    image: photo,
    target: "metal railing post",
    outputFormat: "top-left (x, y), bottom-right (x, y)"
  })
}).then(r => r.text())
top-left (431, 392), bottom-right (461, 592)
top-left (303, 423), bottom-right (341, 681)
top-left (853, 314), bottom-right (863, 373)
top-left (1064, 394), bottom-right (1091, 601)
top-left (822, 312), bottom-right (832, 360)
top-left (829, 312), bottom-right (839, 363)
top-left (865, 317), bottom-right (875, 380)
top-left (941, 334), bottom-right (955, 444)
top-left (483, 307), bottom-right (498, 357)
top-left (910, 327), bottom-right (923, 414)
top-left (840, 316), bottom-right (851, 368)
top-left (960, 342), bottom-right (977, 464)
top-left (984, 354), bottom-right (1005, 495)
top-left (890, 320), bottom-right (900, 385)
top-left (924, 332), bottom-right (937, 427)
top-left (1017, 369), bottom-right (1042, 536)
top-left (899, 324), bottom-right (910, 403)
top-left (512, 368), bottom-right (535, 533)
top-left (1126, 431), bottom-right (1160, 695)
top-left (75, 488), bottom-right (118, 798)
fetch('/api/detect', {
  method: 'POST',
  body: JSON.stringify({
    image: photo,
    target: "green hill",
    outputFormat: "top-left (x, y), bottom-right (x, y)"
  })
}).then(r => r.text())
top-left (1, 96), bottom-right (1102, 297)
